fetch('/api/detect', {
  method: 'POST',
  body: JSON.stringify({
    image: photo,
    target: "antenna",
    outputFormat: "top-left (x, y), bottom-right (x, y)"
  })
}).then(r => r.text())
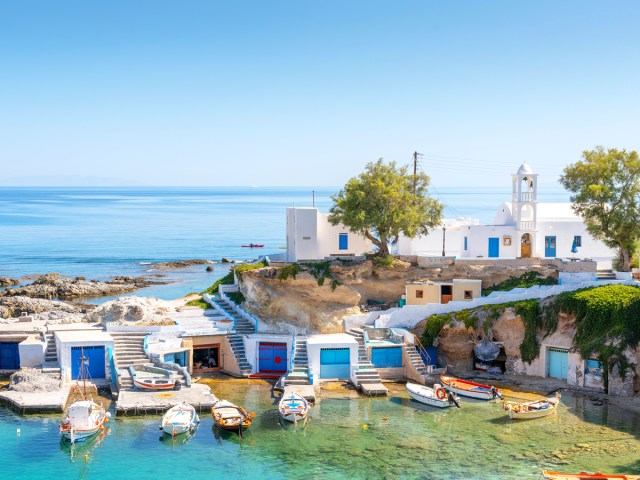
top-left (312, 190), bottom-right (315, 207)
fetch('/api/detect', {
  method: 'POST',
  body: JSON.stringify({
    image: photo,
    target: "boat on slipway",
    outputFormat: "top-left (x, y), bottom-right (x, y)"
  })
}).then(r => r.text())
top-left (406, 383), bottom-right (461, 409)
top-left (542, 471), bottom-right (640, 480)
top-left (440, 375), bottom-right (503, 400)
top-left (278, 392), bottom-right (309, 423)
top-left (161, 403), bottom-right (199, 436)
top-left (130, 365), bottom-right (180, 391)
top-left (212, 400), bottom-right (255, 433)
top-left (503, 393), bottom-right (561, 420)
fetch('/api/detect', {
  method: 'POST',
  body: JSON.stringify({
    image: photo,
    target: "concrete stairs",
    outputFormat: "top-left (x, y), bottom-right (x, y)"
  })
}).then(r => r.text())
top-left (284, 338), bottom-right (311, 386)
top-left (214, 296), bottom-right (255, 376)
top-left (42, 332), bottom-right (61, 374)
top-left (111, 332), bottom-right (154, 390)
top-left (597, 269), bottom-right (617, 280)
top-left (346, 328), bottom-right (387, 395)
top-left (405, 344), bottom-right (428, 376)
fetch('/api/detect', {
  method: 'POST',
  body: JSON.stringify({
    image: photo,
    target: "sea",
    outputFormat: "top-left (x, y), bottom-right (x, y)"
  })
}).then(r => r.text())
top-left (0, 186), bottom-right (571, 300)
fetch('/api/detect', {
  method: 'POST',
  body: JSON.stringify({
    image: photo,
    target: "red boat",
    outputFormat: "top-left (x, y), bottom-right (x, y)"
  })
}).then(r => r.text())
top-left (542, 471), bottom-right (640, 480)
top-left (242, 244), bottom-right (264, 248)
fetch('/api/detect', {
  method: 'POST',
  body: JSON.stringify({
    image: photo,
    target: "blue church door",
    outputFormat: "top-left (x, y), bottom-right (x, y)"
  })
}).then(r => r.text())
top-left (545, 236), bottom-right (557, 257)
top-left (488, 238), bottom-right (499, 258)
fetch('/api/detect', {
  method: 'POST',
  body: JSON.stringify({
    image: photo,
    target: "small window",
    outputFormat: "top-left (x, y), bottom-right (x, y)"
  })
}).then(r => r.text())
top-left (503, 236), bottom-right (512, 246)
top-left (302, 236), bottom-right (311, 240)
top-left (464, 236), bottom-right (468, 250)
top-left (415, 290), bottom-right (424, 299)
top-left (464, 290), bottom-right (473, 300)
top-left (339, 233), bottom-right (348, 250)
top-left (573, 235), bottom-right (582, 247)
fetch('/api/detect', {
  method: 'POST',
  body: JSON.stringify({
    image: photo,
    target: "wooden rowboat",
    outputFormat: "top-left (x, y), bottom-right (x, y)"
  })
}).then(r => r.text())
top-left (212, 400), bottom-right (254, 433)
top-left (440, 374), bottom-right (503, 400)
top-left (133, 376), bottom-right (178, 391)
top-left (161, 403), bottom-right (199, 436)
top-left (542, 471), bottom-right (640, 480)
top-left (503, 393), bottom-right (560, 420)
top-left (279, 392), bottom-right (309, 423)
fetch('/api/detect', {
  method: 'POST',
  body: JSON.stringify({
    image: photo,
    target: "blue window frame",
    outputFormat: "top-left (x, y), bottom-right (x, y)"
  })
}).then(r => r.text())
top-left (464, 236), bottom-right (468, 250)
top-left (573, 235), bottom-right (582, 247)
top-left (339, 233), bottom-right (348, 250)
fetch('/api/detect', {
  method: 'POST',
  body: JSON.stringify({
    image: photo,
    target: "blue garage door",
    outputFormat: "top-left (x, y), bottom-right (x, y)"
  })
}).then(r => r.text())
top-left (71, 346), bottom-right (106, 380)
top-left (0, 342), bottom-right (20, 370)
top-left (259, 342), bottom-right (287, 374)
top-left (545, 236), bottom-right (557, 257)
top-left (488, 238), bottom-right (500, 257)
top-left (320, 348), bottom-right (350, 379)
top-left (371, 347), bottom-right (403, 368)
top-left (547, 348), bottom-right (568, 379)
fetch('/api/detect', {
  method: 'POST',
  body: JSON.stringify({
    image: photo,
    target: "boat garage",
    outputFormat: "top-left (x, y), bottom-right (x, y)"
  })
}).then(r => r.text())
top-left (547, 347), bottom-right (569, 379)
top-left (0, 341), bottom-right (20, 370)
top-left (258, 342), bottom-right (287, 374)
top-left (306, 334), bottom-right (358, 382)
top-left (55, 330), bottom-right (114, 382)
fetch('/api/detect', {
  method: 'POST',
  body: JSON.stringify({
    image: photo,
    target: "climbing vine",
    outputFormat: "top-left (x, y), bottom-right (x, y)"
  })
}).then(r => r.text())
top-left (482, 271), bottom-right (557, 296)
top-left (277, 261), bottom-right (341, 290)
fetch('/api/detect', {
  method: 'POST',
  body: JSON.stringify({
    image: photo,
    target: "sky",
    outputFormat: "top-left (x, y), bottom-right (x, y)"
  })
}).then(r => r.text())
top-left (1, 1), bottom-right (639, 188)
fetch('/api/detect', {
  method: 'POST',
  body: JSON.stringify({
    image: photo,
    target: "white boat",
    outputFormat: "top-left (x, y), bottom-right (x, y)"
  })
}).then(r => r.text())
top-left (278, 392), bottom-right (309, 423)
top-left (60, 400), bottom-right (111, 443)
top-left (440, 375), bottom-right (503, 400)
top-left (503, 393), bottom-right (561, 420)
top-left (161, 403), bottom-right (199, 436)
top-left (133, 376), bottom-right (178, 391)
top-left (406, 382), bottom-right (461, 409)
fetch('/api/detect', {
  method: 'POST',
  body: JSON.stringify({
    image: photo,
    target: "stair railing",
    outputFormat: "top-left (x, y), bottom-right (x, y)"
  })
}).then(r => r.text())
top-left (412, 335), bottom-right (431, 367)
top-left (289, 332), bottom-right (296, 374)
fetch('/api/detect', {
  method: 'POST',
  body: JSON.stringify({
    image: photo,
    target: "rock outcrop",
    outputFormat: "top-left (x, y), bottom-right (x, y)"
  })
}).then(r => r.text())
top-left (87, 296), bottom-right (176, 326)
top-left (10, 368), bottom-right (62, 392)
top-left (0, 277), bottom-right (19, 287)
top-left (152, 259), bottom-right (213, 270)
top-left (239, 259), bottom-right (558, 333)
top-left (0, 273), bottom-right (167, 300)
top-left (0, 296), bottom-right (86, 322)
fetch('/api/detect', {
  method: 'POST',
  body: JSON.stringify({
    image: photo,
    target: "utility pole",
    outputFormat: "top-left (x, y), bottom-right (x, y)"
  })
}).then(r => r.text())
top-left (413, 151), bottom-right (423, 196)
top-left (312, 190), bottom-right (315, 207)
top-left (442, 225), bottom-right (447, 257)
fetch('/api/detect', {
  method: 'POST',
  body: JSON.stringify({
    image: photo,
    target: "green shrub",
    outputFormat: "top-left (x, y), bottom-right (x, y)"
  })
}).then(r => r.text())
top-left (278, 263), bottom-right (301, 281)
top-left (226, 291), bottom-right (245, 305)
top-left (373, 255), bottom-right (395, 268)
top-left (185, 297), bottom-right (210, 309)
top-left (422, 313), bottom-right (453, 345)
top-left (483, 271), bottom-right (557, 295)
top-left (201, 260), bottom-right (267, 295)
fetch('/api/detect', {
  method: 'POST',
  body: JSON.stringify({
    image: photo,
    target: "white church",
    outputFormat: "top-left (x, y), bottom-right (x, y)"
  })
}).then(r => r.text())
top-left (397, 163), bottom-right (615, 267)
top-left (285, 162), bottom-right (615, 267)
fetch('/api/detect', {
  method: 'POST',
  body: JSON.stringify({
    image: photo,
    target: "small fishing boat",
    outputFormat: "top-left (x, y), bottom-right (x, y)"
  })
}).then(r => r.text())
top-left (406, 382), bottom-right (461, 409)
top-left (278, 392), bottom-right (310, 423)
top-left (161, 403), bottom-right (199, 436)
top-left (440, 374), bottom-right (503, 400)
top-left (212, 399), bottom-right (254, 433)
top-left (241, 243), bottom-right (264, 248)
top-left (133, 376), bottom-right (179, 391)
top-left (503, 393), bottom-right (561, 420)
top-left (542, 471), bottom-right (640, 480)
top-left (60, 400), bottom-right (111, 443)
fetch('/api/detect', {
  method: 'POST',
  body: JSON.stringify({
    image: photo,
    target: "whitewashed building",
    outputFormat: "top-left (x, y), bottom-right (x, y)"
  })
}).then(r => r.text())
top-left (399, 163), bottom-right (615, 267)
top-left (285, 207), bottom-right (371, 262)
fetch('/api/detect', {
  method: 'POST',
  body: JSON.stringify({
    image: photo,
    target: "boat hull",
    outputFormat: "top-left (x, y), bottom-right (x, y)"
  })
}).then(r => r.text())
top-left (162, 404), bottom-right (199, 436)
top-left (542, 471), bottom-right (640, 480)
top-left (440, 375), bottom-right (502, 401)
top-left (60, 401), bottom-right (110, 443)
top-left (133, 378), bottom-right (176, 391)
top-left (279, 393), bottom-right (309, 423)
top-left (212, 400), bottom-right (253, 432)
top-left (406, 383), bottom-right (455, 408)
top-left (504, 396), bottom-right (560, 420)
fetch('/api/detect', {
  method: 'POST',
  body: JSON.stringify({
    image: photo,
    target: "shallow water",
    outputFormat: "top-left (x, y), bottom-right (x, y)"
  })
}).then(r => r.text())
top-left (2, 384), bottom-right (639, 480)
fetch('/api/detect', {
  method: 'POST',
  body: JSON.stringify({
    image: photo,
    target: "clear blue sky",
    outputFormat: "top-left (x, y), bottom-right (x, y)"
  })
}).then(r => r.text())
top-left (1, 1), bottom-right (639, 187)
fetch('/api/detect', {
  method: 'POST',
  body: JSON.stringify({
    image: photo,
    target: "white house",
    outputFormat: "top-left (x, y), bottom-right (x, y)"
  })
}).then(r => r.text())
top-left (286, 207), bottom-right (371, 262)
top-left (399, 163), bottom-right (615, 268)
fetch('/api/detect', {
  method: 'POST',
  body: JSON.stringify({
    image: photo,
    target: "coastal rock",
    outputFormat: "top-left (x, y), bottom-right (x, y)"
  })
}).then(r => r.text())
top-left (239, 259), bottom-right (558, 333)
top-left (0, 273), bottom-right (167, 300)
top-left (152, 259), bottom-right (213, 270)
top-left (87, 296), bottom-right (177, 326)
top-left (0, 296), bottom-right (85, 321)
top-left (0, 277), bottom-right (19, 287)
top-left (9, 368), bottom-right (62, 392)
top-left (433, 323), bottom-right (475, 371)
top-left (206, 265), bottom-right (214, 272)
top-left (221, 258), bottom-right (232, 263)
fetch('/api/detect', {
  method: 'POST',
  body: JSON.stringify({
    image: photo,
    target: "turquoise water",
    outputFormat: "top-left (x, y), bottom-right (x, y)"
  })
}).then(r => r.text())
top-left (0, 186), bottom-right (570, 300)
top-left (2, 383), bottom-right (639, 479)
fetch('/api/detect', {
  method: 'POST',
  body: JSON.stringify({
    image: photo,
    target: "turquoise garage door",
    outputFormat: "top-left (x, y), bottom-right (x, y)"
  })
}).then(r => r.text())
top-left (320, 348), bottom-right (351, 379)
top-left (547, 347), bottom-right (568, 379)
top-left (371, 347), bottom-right (403, 368)
top-left (0, 342), bottom-right (20, 370)
top-left (71, 346), bottom-right (106, 380)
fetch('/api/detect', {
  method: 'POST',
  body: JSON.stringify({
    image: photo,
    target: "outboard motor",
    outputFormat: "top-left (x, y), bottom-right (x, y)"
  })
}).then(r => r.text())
top-left (490, 386), bottom-right (502, 400)
top-left (173, 380), bottom-right (182, 391)
top-left (448, 392), bottom-right (461, 409)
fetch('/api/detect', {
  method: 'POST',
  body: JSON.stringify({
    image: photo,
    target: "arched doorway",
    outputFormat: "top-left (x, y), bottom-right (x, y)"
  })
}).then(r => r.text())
top-left (520, 233), bottom-right (531, 258)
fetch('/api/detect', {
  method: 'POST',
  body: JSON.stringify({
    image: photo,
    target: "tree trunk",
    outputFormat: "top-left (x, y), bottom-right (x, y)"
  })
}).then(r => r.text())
top-left (378, 236), bottom-right (389, 256)
top-left (619, 247), bottom-right (631, 272)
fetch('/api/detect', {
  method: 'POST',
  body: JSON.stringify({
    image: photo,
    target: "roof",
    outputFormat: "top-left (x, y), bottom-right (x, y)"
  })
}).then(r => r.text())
top-left (536, 203), bottom-right (579, 221)
top-left (55, 330), bottom-right (113, 344)
top-left (517, 162), bottom-right (534, 175)
top-left (307, 334), bottom-right (358, 346)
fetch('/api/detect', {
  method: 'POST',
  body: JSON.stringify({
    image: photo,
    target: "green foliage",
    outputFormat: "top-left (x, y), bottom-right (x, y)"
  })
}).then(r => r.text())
top-left (456, 309), bottom-right (477, 330)
top-left (201, 261), bottom-right (267, 294)
top-left (185, 297), bottom-right (211, 309)
top-left (330, 279), bottom-right (341, 291)
top-left (328, 158), bottom-right (443, 256)
top-left (373, 255), bottom-right (395, 268)
top-left (560, 146), bottom-right (640, 271)
top-left (553, 284), bottom-right (640, 377)
top-left (483, 271), bottom-right (558, 295)
top-left (516, 300), bottom-right (543, 364)
top-left (305, 261), bottom-right (332, 286)
top-left (422, 313), bottom-right (453, 345)
top-left (278, 263), bottom-right (301, 281)
top-left (226, 291), bottom-right (245, 304)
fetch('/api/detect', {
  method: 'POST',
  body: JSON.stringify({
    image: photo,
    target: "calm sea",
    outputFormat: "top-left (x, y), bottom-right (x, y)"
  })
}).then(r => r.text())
top-left (0, 186), bottom-right (570, 299)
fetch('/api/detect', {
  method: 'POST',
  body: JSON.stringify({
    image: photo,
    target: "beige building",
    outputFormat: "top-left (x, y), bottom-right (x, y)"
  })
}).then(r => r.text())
top-left (405, 279), bottom-right (482, 306)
